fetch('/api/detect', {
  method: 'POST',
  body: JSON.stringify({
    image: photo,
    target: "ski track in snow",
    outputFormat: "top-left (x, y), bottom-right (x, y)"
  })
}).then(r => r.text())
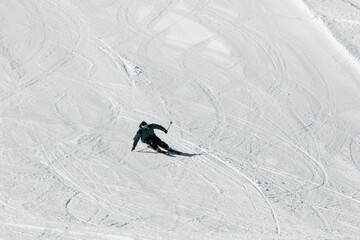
top-left (1, 0), bottom-right (360, 239)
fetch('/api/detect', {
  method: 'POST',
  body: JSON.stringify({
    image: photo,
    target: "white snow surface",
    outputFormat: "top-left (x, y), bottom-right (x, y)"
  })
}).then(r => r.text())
top-left (303, 0), bottom-right (360, 62)
top-left (1, 0), bottom-right (360, 239)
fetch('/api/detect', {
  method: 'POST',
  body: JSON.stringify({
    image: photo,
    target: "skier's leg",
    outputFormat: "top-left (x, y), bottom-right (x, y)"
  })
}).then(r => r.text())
top-left (154, 136), bottom-right (169, 150)
top-left (145, 138), bottom-right (158, 150)
top-left (145, 138), bottom-right (160, 151)
top-left (159, 141), bottom-right (169, 150)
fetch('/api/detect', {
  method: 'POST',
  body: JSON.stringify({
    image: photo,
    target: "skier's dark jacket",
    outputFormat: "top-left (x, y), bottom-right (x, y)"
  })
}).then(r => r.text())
top-left (133, 124), bottom-right (167, 148)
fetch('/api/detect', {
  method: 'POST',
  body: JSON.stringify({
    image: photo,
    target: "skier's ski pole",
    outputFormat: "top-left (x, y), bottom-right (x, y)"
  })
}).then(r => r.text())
top-left (167, 121), bottom-right (173, 132)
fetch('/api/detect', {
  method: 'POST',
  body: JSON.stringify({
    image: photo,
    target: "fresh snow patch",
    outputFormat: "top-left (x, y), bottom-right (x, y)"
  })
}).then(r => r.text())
top-left (166, 18), bottom-right (212, 47)
top-left (207, 39), bottom-right (230, 55)
top-left (153, 11), bottom-right (212, 48)
top-left (153, 12), bottom-right (184, 32)
top-left (134, 4), bottom-right (154, 24)
top-left (174, 0), bottom-right (194, 12)
top-left (208, 2), bottom-right (238, 18)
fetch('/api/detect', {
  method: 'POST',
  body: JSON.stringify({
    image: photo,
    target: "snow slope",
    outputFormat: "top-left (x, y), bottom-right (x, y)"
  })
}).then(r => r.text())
top-left (1, 0), bottom-right (360, 239)
top-left (303, 0), bottom-right (360, 62)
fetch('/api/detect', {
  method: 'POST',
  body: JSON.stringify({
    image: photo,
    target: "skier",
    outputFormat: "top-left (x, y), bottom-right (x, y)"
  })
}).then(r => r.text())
top-left (131, 121), bottom-right (173, 154)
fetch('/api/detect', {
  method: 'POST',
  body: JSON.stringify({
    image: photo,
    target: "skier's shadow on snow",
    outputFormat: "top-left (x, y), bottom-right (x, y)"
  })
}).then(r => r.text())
top-left (169, 149), bottom-right (201, 157)
top-left (179, 152), bottom-right (201, 157)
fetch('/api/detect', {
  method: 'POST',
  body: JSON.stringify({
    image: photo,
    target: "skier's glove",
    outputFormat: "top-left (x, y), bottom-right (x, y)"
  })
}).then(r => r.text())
top-left (164, 130), bottom-right (168, 134)
top-left (131, 146), bottom-right (135, 151)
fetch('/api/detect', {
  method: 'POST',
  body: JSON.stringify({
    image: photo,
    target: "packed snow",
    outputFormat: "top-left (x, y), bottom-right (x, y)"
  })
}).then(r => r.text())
top-left (1, 0), bottom-right (360, 239)
top-left (303, 0), bottom-right (360, 62)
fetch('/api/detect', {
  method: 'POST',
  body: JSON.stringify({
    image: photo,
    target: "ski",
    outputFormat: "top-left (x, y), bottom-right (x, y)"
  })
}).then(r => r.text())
top-left (158, 149), bottom-right (172, 156)
top-left (137, 149), bottom-right (175, 157)
top-left (168, 148), bottom-right (182, 155)
top-left (138, 147), bottom-right (199, 157)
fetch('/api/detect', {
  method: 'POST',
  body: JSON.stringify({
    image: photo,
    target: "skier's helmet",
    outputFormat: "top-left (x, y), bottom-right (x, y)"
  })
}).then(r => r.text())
top-left (139, 121), bottom-right (148, 129)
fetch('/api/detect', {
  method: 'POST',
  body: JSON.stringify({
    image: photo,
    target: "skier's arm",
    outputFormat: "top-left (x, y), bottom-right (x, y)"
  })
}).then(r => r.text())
top-left (132, 130), bottom-right (142, 150)
top-left (151, 124), bottom-right (167, 133)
